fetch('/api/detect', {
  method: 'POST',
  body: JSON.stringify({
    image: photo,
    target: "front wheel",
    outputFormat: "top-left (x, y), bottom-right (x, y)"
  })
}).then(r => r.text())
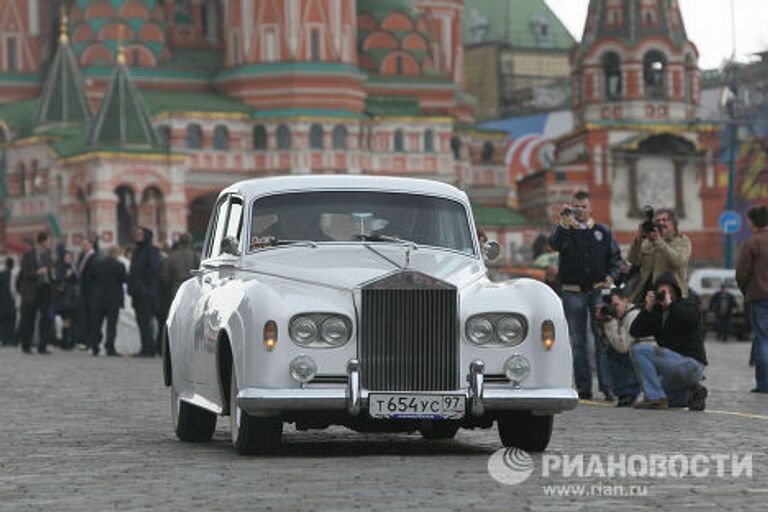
top-left (229, 368), bottom-right (282, 455)
top-left (497, 412), bottom-right (553, 452)
top-left (171, 384), bottom-right (216, 442)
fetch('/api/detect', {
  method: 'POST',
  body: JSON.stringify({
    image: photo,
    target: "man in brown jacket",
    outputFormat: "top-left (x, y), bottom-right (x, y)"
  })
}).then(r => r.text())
top-left (735, 205), bottom-right (768, 393)
top-left (627, 208), bottom-right (691, 303)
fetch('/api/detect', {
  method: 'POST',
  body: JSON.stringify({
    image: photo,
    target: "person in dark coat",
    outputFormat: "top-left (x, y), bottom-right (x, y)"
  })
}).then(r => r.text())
top-left (128, 227), bottom-right (162, 357)
top-left (52, 251), bottom-right (79, 349)
top-left (163, 233), bottom-right (200, 299)
top-left (709, 284), bottom-right (737, 342)
top-left (630, 272), bottom-right (708, 411)
top-left (74, 238), bottom-right (99, 348)
top-left (90, 246), bottom-right (127, 356)
top-left (17, 232), bottom-right (54, 354)
top-left (0, 257), bottom-right (16, 346)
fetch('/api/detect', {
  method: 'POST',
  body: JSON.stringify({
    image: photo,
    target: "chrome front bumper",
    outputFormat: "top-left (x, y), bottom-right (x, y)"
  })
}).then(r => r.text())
top-left (238, 359), bottom-right (579, 417)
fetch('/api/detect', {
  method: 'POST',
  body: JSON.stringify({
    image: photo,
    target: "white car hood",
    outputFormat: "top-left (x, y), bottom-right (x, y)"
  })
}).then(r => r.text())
top-left (239, 244), bottom-right (485, 290)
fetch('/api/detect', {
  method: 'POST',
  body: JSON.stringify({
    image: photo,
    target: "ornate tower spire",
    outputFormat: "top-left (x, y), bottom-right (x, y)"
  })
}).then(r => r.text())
top-left (34, 5), bottom-right (91, 128)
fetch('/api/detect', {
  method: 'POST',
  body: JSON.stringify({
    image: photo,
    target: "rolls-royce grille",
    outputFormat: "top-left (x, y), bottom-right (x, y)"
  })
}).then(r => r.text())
top-left (360, 271), bottom-right (458, 391)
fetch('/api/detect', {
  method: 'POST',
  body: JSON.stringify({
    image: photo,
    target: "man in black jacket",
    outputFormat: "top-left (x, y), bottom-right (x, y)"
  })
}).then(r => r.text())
top-left (128, 227), bottom-right (162, 357)
top-left (90, 246), bottom-right (127, 356)
top-left (17, 232), bottom-right (54, 354)
top-left (548, 190), bottom-right (622, 400)
top-left (630, 272), bottom-right (708, 410)
top-left (75, 237), bottom-right (99, 348)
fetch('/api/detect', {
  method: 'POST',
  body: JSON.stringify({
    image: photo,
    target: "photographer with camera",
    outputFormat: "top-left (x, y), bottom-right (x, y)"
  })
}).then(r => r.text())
top-left (548, 190), bottom-right (622, 400)
top-left (594, 288), bottom-right (650, 407)
top-left (629, 272), bottom-right (708, 410)
top-left (627, 207), bottom-right (691, 304)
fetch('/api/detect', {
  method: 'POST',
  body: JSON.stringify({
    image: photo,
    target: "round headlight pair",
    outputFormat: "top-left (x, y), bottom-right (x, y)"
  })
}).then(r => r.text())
top-left (289, 314), bottom-right (351, 347)
top-left (466, 314), bottom-right (527, 346)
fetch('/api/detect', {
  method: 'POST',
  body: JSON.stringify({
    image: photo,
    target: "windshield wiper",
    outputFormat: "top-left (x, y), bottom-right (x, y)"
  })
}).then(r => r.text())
top-left (355, 233), bottom-right (419, 248)
top-left (252, 237), bottom-right (317, 250)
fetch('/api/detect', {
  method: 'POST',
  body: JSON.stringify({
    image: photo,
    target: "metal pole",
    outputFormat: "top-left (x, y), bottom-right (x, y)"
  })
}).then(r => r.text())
top-left (725, 121), bottom-right (736, 269)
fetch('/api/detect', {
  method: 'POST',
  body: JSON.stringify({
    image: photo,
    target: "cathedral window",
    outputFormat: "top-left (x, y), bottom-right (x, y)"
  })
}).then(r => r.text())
top-left (157, 125), bottom-right (171, 150)
top-left (643, 50), bottom-right (666, 99)
top-left (213, 125), bottom-right (229, 150)
top-left (602, 52), bottom-right (622, 100)
top-left (424, 129), bottom-right (435, 153)
top-left (685, 55), bottom-right (695, 103)
top-left (332, 125), bottom-right (348, 150)
top-left (253, 125), bottom-right (267, 150)
top-left (450, 136), bottom-right (461, 160)
top-left (186, 124), bottom-right (203, 149)
top-left (310, 29), bottom-right (321, 61)
top-left (264, 27), bottom-right (279, 62)
top-left (310, 123), bottom-right (324, 149)
top-left (5, 37), bottom-right (18, 72)
top-left (482, 142), bottom-right (495, 163)
top-left (395, 56), bottom-right (404, 75)
top-left (276, 124), bottom-right (292, 150)
top-left (18, 162), bottom-right (26, 197)
top-left (394, 130), bottom-right (405, 152)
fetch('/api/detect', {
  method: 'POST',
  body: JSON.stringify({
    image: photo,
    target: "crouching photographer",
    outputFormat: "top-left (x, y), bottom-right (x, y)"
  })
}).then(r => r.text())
top-left (594, 288), bottom-right (650, 407)
top-left (627, 207), bottom-right (691, 304)
top-left (629, 273), bottom-right (708, 410)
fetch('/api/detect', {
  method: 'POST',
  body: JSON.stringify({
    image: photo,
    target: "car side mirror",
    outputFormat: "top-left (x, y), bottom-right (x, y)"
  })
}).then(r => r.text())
top-left (220, 236), bottom-right (241, 257)
top-left (483, 240), bottom-right (500, 261)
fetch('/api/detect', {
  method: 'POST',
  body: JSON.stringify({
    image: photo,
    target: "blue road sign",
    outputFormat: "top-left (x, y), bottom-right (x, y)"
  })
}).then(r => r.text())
top-left (719, 210), bottom-right (742, 235)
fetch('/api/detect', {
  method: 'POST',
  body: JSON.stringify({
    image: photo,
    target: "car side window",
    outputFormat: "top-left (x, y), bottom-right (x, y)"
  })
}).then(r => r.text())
top-left (225, 196), bottom-right (244, 241)
top-left (208, 196), bottom-right (230, 259)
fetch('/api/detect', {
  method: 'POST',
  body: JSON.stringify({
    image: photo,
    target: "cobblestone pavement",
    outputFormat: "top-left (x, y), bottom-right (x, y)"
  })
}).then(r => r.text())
top-left (1, 333), bottom-right (766, 512)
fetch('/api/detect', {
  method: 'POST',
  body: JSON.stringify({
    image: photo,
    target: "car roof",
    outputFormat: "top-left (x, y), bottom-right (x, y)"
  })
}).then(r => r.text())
top-left (689, 268), bottom-right (736, 279)
top-left (221, 175), bottom-right (469, 203)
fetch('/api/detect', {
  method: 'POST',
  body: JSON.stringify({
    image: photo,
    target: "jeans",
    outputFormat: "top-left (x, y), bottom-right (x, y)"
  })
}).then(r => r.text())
top-left (631, 343), bottom-right (704, 406)
top-left (750, 299), bottom-right (768, 390)
top-left (606, 347), bottom-right (640, 399)
top-left (562, 290), bottom-right (612, 395)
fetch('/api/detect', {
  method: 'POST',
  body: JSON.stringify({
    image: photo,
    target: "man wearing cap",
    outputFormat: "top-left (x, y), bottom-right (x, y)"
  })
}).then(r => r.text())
top-left (630, 272), bottom-right (708, 410)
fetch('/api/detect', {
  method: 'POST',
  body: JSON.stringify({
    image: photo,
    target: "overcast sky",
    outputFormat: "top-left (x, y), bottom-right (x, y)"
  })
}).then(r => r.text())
top-left (544, 0), bottom-right (768, 69)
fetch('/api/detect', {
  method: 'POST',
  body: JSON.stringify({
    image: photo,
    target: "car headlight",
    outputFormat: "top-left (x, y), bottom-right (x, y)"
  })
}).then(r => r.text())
top-left (320, 317), bottom-right (350, 346)
top-left (496, 315), bottom-right (527, 346)
top-left (466, 316), bottom-right (494, 345)
top-left (466, 313), bottom-right (528, 347)
top-left (289, 316), bottom-right (318, 345)
top-left (289, 314), bottom-right (352, 347)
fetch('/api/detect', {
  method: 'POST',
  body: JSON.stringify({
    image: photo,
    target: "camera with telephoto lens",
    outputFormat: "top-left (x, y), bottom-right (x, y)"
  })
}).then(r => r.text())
top-left (598, 287), bottom-right (616, 318)
top-left (641, 205), bottom-right (662, 235)
top-left (561, 206), bottom-right (582, 217)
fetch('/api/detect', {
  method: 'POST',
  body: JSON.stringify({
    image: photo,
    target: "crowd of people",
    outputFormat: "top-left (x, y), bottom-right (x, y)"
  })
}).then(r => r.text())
top-left (546, 190), bottom-right (768, 410)
top-left (0, 227), bottom-right (199, 357)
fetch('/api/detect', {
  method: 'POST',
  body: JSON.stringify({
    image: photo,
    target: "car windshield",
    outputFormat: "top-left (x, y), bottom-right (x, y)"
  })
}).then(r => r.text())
top-left (250, 191), bottom-right (475, 255)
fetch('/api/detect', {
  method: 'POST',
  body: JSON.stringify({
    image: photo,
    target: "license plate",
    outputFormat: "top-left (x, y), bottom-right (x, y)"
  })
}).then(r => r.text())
top-left (368, 393), bottom-right (466, 419)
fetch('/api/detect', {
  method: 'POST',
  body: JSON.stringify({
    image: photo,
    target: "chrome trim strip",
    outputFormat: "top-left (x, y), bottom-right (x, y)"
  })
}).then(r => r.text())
top-left (468, 360), bottom-right (485, 417)
top-left (346, 359), bottom-right (361, 416)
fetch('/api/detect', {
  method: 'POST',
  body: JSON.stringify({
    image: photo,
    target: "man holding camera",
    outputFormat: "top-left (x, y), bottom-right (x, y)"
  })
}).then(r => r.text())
top-left (548, 190), bottom-right (622, 400)
top-left (629, 272), bottom-right (708, 410)
top-left (595, 288), bottom-right (650, 407)
top-left (627, 208), bottom-right (691, 304)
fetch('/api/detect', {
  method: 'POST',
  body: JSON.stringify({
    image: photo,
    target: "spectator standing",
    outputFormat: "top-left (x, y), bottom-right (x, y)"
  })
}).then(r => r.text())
top-left (735, 205), bottom-right (768, 394)
top-left (75, 238), bottom-right (99, 349)
top-left (0, 257), bottom-right (16, 346)
top-left (630, 272), bottom-right (708, 410)
top-left (709, 284), bottom-right (737, 342)
top-left (627, 208), bottom-right (692, 303)
top-left (17, 232), bottom-right (54, 354)
top-left (163, 233), bottom-right (200, 298)
top-left (90, 246), bottom-right (127, 356)
top-left (548, 190), bottom-right (622, 400)
top-left (52, 251), bottom-right (79, 349)
top-left (128, 227), bottom-right (162, 357)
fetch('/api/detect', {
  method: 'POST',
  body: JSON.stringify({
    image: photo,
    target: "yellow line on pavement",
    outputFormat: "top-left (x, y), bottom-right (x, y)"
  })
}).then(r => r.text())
top-left (704, 409), bottom-right (768, 421)
top-left (579, 400), bottom-right (768, 420)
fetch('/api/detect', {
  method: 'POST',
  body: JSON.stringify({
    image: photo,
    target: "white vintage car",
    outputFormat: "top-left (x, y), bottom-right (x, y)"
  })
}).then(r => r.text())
top-left (163, 175), bottom-right (577, 455)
